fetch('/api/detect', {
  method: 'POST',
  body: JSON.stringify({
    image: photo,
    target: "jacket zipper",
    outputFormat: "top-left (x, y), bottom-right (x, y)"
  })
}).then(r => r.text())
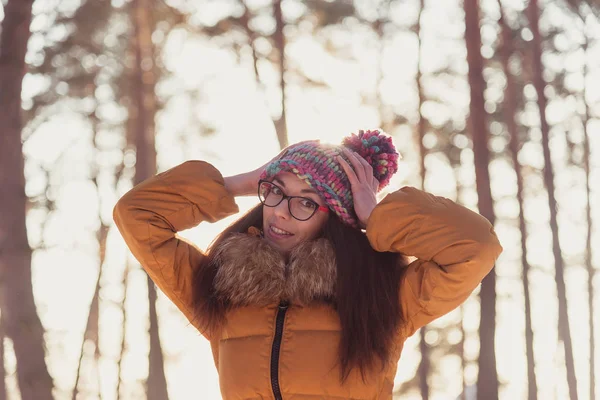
top-left (270, 301), bottom-right (289, 400)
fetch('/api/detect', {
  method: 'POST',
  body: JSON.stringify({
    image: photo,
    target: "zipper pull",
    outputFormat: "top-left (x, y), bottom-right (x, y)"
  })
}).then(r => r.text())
top-left (279, 300), bottom-right (289, 310)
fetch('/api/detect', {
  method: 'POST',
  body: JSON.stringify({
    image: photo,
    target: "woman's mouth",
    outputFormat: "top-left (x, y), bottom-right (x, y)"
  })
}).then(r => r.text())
top-left (268, 224), bottom-right (294, 239)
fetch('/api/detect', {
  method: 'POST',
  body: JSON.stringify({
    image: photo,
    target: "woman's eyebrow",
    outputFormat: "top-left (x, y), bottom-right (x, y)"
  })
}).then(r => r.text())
top-left (273, 177), bottom-right (286, 187)
top-left (273, 177), bottom-right (318, 196)
top-left (300, 187), bottom-right (318, 195)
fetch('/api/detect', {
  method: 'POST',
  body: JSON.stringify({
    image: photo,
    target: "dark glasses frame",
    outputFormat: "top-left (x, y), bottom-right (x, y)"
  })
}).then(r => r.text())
top-left (257, 179), bottom-right (329, 221)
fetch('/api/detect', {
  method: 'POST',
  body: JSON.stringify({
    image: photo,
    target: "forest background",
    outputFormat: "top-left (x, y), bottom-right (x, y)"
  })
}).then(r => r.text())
top-left (0, 0), bottom-right (599, 399)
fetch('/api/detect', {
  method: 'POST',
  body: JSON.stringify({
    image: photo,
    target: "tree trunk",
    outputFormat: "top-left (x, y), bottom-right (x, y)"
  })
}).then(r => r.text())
top-left (73, 113), bottom-right (107, 399)
top-left (72, 222), bottom-right (108, 400)
top-left (415, 1), bottom-right (430, 398)
top-left (240, 1), bottom-right (261, 86)
top-left (458, 309), bottom-right (467, 400)
top-left (417, 328), bottom-right (430, 400)
top-left (581, 27), bottom-right (596, 400)
top-left (373, 18), bottom-right (387, 133)
top-left (527, 2), bottom-right (578, 399)
top-left (240, 0), bottom-right (289, 150)
top-left (116, 261), bottom-right (131, 400)
top-left (146, 276), bottom-right (168, 400)
top-left (130, 0), bottom-right (169, 399)
top-left (71, 277), bottom-right (100, 400)
top-left (463, 1), bottom-right (498, 399)
top-left (0, 313), bottom-right (6, 400)
top-left (273, 0), bottom-right (289, 149)
top-left (496, 3), bottom-right (538, 399)
top-left (451, 166), bottom-right (468, 400)
top-left (0, 1), bottom-right (54, 399)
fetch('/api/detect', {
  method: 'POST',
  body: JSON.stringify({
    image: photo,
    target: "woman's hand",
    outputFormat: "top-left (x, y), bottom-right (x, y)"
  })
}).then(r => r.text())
top-left (224, 140), bottom-right (320, 197)
top-left (336, 148), bottom-right (379, 228)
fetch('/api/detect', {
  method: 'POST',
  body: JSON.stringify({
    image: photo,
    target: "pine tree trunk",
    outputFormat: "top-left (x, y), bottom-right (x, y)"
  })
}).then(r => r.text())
top-left (146, 277), bottom-right (168, 400)
top-left (273, 0), bottom-right (289, 150)
top-left (458, 307), bottom-right (467, 400)
top-left (72, 222), bottom-right (108, 400)
top-left (417, 328), bottom-right (430, 400)
top-left (116, 261), bottom-right (131, 400)
top-left (373, 18), bottom-right (387, 132)
top-left (451, 167), bottom-right (468, 400)
top-left (241, 0), bottom-right (289, 150)
top-left (72, 112), bottom-right (120, 400)
top-left (581, 29), bottom-right (596, 400)
top-left (240, 1), bottom-right (260, 85)
top-left (71, 279), bottom-right (101, 400)
top-left (0, 1), bottom-right (54, 398)
top-left (0, 314), bottom-right (6, 400)
top-left (415, 1), bottom-right (430, 397)
top-left (130, 0), bottom-right (169, 398)
top-left (496, 3), bottom-right (538, 399)
top-left (527, 2), bottom-right (578, 399)
top-left (463, 1), bottom-right (498, 399)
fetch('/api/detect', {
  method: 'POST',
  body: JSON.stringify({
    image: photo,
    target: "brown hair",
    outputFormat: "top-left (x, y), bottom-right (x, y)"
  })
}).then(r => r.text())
top-left (192, 204), bottom-right (409, 382)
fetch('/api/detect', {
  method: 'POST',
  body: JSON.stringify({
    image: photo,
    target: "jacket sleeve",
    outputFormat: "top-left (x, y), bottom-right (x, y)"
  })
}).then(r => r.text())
top-left (366, 186), bottom-right (503, 337)
top-left (112, 161), bottom-right (239, 338)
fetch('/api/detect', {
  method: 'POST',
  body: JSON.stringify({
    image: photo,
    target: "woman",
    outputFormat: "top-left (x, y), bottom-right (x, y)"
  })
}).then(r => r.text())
top-left (113, 129), bottom-right (503, 399)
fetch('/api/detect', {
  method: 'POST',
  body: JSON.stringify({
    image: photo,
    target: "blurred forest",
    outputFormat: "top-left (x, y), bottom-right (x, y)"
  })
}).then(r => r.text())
top-left (0, 0), bottom-right (599, 399)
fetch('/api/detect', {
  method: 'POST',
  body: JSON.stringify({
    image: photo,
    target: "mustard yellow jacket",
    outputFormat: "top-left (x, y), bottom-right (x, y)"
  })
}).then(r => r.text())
top-left (113, 161), bottom-right (503, 400)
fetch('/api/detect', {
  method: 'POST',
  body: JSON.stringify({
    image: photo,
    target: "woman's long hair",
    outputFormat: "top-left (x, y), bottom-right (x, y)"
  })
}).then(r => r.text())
top-left (192, 203), bottom-right (409, 383)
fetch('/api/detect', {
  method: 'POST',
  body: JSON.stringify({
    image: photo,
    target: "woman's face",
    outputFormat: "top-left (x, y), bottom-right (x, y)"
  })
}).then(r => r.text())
top-left (262, 172), bottom-right (329, 256)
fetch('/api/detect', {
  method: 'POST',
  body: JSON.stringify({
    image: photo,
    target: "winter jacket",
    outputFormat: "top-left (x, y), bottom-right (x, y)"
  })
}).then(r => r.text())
top-left (113, 160), bottom-right (503, 400)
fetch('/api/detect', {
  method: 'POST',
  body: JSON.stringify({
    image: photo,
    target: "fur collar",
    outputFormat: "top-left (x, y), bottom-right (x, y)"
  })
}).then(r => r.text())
top-left (212, 227), bottom-right (337, 307)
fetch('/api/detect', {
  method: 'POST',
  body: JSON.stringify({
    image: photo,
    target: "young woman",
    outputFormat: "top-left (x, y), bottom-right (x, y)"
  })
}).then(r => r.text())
top-left (113, 129), bottom-right (503, 399)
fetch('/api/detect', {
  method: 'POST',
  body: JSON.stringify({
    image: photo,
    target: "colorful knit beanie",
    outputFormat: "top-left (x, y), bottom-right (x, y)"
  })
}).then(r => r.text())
top-left (259, 129), bottom-right (400, 227)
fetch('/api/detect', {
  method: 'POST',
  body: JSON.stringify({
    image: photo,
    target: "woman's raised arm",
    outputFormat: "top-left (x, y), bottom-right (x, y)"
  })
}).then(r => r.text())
top-left (366, 186), bottom-right (503, 337)
top-left (113, 161), bottom-right (239, 337)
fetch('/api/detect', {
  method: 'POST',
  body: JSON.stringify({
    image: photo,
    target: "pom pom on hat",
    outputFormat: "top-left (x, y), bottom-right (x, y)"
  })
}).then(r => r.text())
top-left (260, 129), bottom-right (400, 227)
top-left (341, 129), bottom-right (400, 190)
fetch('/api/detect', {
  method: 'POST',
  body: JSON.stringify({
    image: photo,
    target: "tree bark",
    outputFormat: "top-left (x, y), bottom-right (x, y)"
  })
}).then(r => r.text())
top-left (273, 0), bottom-right (289, 149)
top-left (527, 2), bottom-right (578, 399)
top-left (240, 0), bottom-right (289, 150)
top-left (116, 261), bottom-right (131, 400)
top-left (72, 222), bottom-right (108, 400)
top-left (146, 276), bottom-right (168, 400)
top-left (0, 313), bottom-right (6, 400)
top-left (0, 1), bottom-right (54, 398)
top-left (131, 1), bottom-right (169, 399)
top-left (240, 1), bottom-right (261, 86)
top-left (130, 0), bottom-right (169, 398)
top-left (496, 3), bottom-right (538, 399)
top-left (581, 26), bottom-right (596, 400)
top-left (452, 166), bottom-right (467, 400)
top-left (463, 1), bottom-right (498, 399)
top-left (373, 18), bottom-right (387, 133)
top-left (240, 1), bottom-right (289, 151)
top-left (415, 1), bottom-right (430, 398)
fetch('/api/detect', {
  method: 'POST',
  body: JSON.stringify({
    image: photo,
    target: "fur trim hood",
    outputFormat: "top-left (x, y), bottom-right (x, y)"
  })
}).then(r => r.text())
top-left (212, 227), bottom-right (337, 307)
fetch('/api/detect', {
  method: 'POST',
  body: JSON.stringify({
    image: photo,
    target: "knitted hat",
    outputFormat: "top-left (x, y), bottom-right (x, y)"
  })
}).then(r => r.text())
top-left (259, 129), bottom-right (400, 227)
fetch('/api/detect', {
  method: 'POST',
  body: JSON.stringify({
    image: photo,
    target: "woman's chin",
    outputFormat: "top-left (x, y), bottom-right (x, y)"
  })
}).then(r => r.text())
top-left (265, 236), bottom-right (293, 256)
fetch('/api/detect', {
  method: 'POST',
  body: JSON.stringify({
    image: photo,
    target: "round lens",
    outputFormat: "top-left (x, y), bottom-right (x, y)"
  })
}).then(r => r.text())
top-left (289, 197), bottom-right (317, 220)
top-left (259, 182), bottom-right (282, 206)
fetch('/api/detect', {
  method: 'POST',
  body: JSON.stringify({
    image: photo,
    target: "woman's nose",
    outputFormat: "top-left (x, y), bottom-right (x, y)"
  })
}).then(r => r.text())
top-left (273, 198), bottom-right (291, 219)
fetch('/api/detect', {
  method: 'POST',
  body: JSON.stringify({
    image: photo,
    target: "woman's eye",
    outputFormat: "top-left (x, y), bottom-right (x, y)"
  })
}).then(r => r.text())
top-left (300, 199), bottom-right (317, 210)
top-left (271, 186), bottom-right (282, 195)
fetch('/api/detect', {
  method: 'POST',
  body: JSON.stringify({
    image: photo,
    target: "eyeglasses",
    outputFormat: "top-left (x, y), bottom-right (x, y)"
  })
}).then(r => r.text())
top-left (258, 180), bottom-right (329, 221)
